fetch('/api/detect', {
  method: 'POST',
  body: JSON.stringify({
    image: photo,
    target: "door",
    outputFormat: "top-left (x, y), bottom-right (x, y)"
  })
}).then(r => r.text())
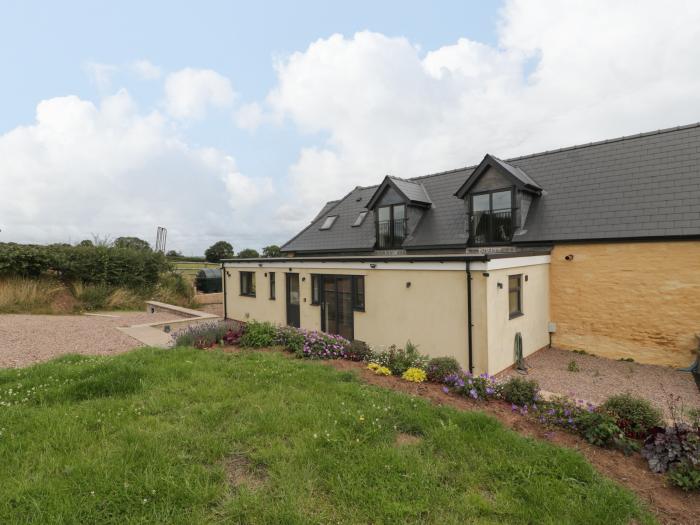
top-left (286, 273), bottom-right (300, 327)
top-left (321, 275), bottom-right (353, 340)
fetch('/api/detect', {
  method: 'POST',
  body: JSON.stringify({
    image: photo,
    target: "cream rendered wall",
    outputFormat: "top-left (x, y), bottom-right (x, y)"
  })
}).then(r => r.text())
top-left (225, 268), bottom-right (286, 325)
top-left (225, 265), bottom-right (471, 369)
top-left (223, 260), bottom-right (550, 375)
top-left (483, 263), bottom-right (550, 374)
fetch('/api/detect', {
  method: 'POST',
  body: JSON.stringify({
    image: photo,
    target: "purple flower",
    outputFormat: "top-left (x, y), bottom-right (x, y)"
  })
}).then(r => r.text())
top-left (469, 389), bottom-right (478, 399)
top-left (442, 386), bottom-right (449, 394)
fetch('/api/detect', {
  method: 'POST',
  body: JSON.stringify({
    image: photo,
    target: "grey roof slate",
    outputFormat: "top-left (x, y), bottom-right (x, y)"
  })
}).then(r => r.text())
top-left (389, 177), bottom-right (432, 205)
top-left (282, 123), bottom-right (700, 252)
top-left (489, 156), bottom-right (542, 191)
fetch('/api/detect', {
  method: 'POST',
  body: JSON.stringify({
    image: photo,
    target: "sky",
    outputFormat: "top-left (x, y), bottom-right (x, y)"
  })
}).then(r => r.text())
top-left (1, 0), bottom-right (700, 255)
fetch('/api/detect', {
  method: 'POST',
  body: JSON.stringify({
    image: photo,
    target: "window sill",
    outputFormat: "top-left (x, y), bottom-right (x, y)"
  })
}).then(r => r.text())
top-left (269, 297), bottom-right (276, 301)
top-left (353, 307), bottom-right (365, 312)
top-left (509, 312), bottom-right (524, 320)
top-left (240, 293), bottom-right (256, 298)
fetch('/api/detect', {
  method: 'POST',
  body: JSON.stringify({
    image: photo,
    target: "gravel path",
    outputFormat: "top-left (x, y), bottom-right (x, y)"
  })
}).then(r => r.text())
top-left (502, 347), bottom-right (700, 417)
top-left (0, 311), bottom-right (184, 368)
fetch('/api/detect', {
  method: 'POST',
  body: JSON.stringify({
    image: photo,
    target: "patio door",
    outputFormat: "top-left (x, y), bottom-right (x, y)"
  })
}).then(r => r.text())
top-left (321, 275), bottom-right (353, 340)
top-left (286, 273), bottom-right (300, 328)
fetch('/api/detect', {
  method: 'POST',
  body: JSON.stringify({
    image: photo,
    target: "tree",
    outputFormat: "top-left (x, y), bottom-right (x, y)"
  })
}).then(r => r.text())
top-left (205, 241), bottom-right (234, 262)
top-left (78, 239), bottom-right (94, 247)
top-left (237, 248), bottom-right (260, 259)
top-left (114, 236), bottom-right (151, 251)
top-left (262, 245), bottom-right (281, 257)
top-left (166, 250), bottom-right (183, 257)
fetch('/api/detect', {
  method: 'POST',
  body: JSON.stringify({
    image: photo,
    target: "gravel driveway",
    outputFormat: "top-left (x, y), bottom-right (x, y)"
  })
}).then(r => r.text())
top-left (503, 347), bottom-right (700, 418)
top-left (0, 311), bottom-right (183, 368)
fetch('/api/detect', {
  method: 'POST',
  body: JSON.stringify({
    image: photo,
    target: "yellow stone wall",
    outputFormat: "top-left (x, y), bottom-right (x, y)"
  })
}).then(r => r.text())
top-left (550, 241), bottom-right (700, 367)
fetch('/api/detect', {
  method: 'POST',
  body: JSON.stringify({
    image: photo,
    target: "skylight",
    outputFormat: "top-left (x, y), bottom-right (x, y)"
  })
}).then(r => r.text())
top-left (320, 215), bottom-right (338, 230)
top-left (352, 211), bottom-right (368, 227)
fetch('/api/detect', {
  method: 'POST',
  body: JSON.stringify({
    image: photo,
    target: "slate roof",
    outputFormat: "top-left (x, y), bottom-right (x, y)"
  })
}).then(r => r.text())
top-left (489, 156), bottom-right (543, 192)
top-left (281, 123), bottom-right (700, 253)
top-left (389, 177), bottom-right (432, 205)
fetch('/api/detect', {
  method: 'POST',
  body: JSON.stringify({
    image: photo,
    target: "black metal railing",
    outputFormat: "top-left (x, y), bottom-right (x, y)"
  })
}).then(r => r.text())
top-left (376, 219), bottom-right (407, 249)
top-left (469, 209), bottom-right (513, 245)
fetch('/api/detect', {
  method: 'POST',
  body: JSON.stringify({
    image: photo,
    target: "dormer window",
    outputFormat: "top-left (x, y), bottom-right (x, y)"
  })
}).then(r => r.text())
top-left (469, 189), bottom-right (513, 245)
top-left (376, 204), bottom-right (406, 249)
top-left (320, 215), bottom-right (338, 230)
top-left (455, 154), bottom-right (543, 247)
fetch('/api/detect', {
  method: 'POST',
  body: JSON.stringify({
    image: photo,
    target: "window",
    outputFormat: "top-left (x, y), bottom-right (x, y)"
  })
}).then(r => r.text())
top-left (320, 215), bottom-right (338, 230)
top-left (469, 189), bottom-right (514, 245)
top-left (352, 211), bottom-right (368, 227)
top-left (311, 274), bottom-right (321, 305)
top-left (376, 204), bottom-right (407, 249)
top-left (508, 274), bottom-right (522, 318)
top-left (240, 271), bottom-right (256, 297)
top-left (269, 272), bottom-right (276, 300)
top-left (352, 275), bottom-right (365, 311)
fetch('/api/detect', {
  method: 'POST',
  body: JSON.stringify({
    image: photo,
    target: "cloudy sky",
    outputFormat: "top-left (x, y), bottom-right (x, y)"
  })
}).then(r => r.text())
top-left (2, 0), bottom-right (700, 255)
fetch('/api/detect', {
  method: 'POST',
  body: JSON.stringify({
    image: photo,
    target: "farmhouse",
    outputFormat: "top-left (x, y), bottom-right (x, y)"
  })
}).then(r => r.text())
top-left (223, 123), bottom-right (700, 374)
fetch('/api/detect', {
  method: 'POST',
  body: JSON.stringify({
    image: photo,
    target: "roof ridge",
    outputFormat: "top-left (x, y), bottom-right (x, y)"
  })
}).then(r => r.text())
top-left (408, 121), bottom-right (700, 180)
top-left (505, 121), bottom-right (700, 162)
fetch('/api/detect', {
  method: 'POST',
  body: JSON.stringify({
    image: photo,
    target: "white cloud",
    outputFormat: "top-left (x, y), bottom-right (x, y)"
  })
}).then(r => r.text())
top-left (0, 90), bottom-right (275, 254)
top-left (267, 0), bottom-right (700, 229)
top-left (164, 68), bottom-right (236, 119)
top-left (234, 102), bottom-right (265, 130)
top-left (131, 59), bottom-right (162, 80)
top-left (84, 61), bottom-right (119, 91)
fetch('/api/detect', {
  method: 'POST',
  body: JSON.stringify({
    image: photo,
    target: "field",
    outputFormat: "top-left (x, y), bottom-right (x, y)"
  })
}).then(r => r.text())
top-left (0, 348), bottom-right (654, 524)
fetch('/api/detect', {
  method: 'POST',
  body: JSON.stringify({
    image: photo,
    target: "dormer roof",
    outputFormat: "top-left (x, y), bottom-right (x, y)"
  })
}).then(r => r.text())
top-left (366, 176), bottom-right (432, 209)
top-left (454, 154), bottom-right (542, 198)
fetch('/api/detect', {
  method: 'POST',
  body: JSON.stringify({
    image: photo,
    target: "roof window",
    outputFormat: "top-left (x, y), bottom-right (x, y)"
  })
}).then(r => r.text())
top-left (320, 215), bottom-right (338, 230)
top-left (352, 211), bottom-right (368, 227)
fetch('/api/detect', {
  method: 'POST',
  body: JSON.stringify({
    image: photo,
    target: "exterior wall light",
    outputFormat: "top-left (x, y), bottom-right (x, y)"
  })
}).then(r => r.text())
top-left (370, 263), bottom-right (377, 268)
top-left (564, 254), bottom-right (574, 261)
top-left (497, 282), bottom-right (503, 289)
top-left (406, 281), bottom-right (411, 288)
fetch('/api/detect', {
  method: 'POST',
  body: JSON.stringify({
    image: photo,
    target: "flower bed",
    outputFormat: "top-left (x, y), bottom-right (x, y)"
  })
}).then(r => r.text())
top-left (179, 318), bottom-right (700, 492)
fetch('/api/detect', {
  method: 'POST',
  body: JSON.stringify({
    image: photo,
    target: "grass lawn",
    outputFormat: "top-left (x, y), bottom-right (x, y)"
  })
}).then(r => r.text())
top-left (0, 348), bottom-right (654, 524)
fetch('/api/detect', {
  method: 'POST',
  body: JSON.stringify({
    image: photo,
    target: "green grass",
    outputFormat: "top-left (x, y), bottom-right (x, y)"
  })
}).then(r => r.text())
top-left (0, 349), bottom-right (655, 524)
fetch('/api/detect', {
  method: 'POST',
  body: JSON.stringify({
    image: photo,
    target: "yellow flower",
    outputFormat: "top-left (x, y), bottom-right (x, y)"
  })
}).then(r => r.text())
top-left (402, 367), bottom-right (427, 383)
top-left (359, 416), bottom-right (365, 421)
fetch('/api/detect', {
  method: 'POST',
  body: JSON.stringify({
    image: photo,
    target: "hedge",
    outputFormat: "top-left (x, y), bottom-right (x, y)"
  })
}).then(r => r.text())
top-left (0, 243), bottom-right (170, 289)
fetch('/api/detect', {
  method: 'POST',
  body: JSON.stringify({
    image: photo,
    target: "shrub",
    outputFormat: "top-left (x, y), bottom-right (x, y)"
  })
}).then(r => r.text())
top-left (172, 320), bottom-right (242, 348)
top-left (501, 377), bottom-right (539, 407)
top-left (402, 367), bottom-right (427, 383)
top-left (642, 425), bottom-right (700, 474)
top-left (425, 357), bottom-right (461, 383)
top-left (367, 363), bottom-right (391, 376)
top-left (535, 396), bottom-right (638, 454)
top-left (274, 326), bottom-right (305, 353)
top-left (239, 320), bottom-right (277, 348)
top-left (668, 461), bottom-right (700, 492)
top-left (344, 340), bottom-right (373, 362)
top-left (0, 242), bottom-right (170, 289)
top-left (567, 360), bottom-right (580, 372)
top-left (443, 372), bottom-right (500, 401)
top-left (71, 282), bottom-right (113, 311)
top-left (153, 273), bottom-right (195, 307)
top-left (372, 342), bottom-right (428, 376)
top-left (298, 330), bottom-right (349, 359)
top-left (602, 393), bottom-right (663, 438)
